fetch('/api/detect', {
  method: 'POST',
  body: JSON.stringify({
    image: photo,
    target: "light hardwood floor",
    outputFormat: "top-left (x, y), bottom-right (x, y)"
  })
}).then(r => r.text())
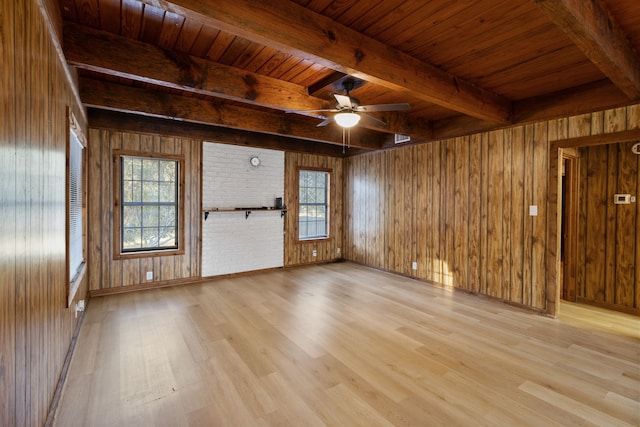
top-left (54, 263), bottom-right (640, 426)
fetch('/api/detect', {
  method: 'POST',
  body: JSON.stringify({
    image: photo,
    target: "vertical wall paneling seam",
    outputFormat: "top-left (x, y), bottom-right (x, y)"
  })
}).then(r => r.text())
top-left (507, 128), bottom-right (514, 303)
top-left (465, 137), bottom-right (471, 292)
top-left (3, 0), bottom-right (18, 424)
top-left (613, 142), bottom-right (620, 305)
top-left (545, 121), bottom-right (551, 312)
top-left (479, 133), bottom-right (486, 295)
top-left (618, 107), bottom-right (628, 306)
top-left (636, 141), bottom-right (640, 308)
top-left (503, 129), bottom-right (509, 301)
top-left (198, 139), bottom-right (203, 278)
top-left (606, 143), bottom-right (616, 303)
top-left (524, 125), bottom-right (532, 307)
top-left (16, 0), bottom-right (27, 422)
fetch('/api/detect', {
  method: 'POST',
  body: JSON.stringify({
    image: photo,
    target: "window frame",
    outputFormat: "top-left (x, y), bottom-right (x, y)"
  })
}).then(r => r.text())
top-left (66, 109), bottom-right (87, 308)
top-left (296, 167), bottom-right (332, 242)
top-left (112, 150), bottom-right (185, 259)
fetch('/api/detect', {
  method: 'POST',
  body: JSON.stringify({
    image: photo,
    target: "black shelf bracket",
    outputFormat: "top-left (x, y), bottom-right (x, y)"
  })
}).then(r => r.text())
top-left (202, 208), bottom-right (286, 220)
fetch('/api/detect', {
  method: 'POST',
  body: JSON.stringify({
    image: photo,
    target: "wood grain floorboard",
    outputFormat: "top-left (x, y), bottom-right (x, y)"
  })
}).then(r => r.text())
top-left (54, 263), bottom-right (640, 426)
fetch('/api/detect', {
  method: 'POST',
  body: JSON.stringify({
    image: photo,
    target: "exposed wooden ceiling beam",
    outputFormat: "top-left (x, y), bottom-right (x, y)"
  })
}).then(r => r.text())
top-left (535, 0), bottom-right (640, 100)
top-left (553, 128), bottom-right (640, 148)
top-left (63, 22), bottom-right (327, 113)
top-left (79, 78), bottom-right (385, 150)
top-left (88, 109), bottom-right (349, 156)
top-left (512, 79), bottom-right (630, 123)
top-left (432, 79), bottom-right (631, 140)
top-left (64, 22), bottom-right (431, 139)
top-left (307, 71), bottom-right (347, 96)
top-left (137, 0), bottom-right (513, 124)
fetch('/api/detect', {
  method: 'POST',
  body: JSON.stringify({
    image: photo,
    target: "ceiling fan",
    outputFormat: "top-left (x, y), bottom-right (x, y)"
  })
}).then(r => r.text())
top-left (292, 78), bottom-right (411, 128)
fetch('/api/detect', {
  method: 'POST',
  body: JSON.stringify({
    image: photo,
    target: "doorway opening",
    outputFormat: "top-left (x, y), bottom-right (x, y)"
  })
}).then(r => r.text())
top-left (560, 150), bottom-right (580, 303)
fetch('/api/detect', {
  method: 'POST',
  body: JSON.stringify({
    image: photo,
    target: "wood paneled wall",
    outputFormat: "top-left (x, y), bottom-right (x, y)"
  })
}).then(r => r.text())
top-left (345, 126), bottom-right (550, 310)
top-left (87, 136), bottom-right (337, 291)
top-left (87, 129), bottom-right (201, 293)
top-left (1, 0), bottom-right (88, 425)
top-left (284, 152), bottom-right (344, 266)
top-left (346, 104), bottom-right (640, 314)
top-left (566, 108), bottom-right (640, 312)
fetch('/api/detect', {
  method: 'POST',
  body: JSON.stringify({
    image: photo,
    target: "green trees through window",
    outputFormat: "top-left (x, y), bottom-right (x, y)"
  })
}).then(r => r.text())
top-left (121, 156), bottom-right (178, 252)
top-left (299, 170), bottom-right (329, 239)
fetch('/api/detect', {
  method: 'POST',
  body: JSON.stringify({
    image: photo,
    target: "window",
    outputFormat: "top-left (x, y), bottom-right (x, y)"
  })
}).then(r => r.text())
top-left (114, 151), bottom-right (184, 257)
top-left (67, 110), bottom-right (86, 307)
top-left (298, 169), bottom-right (330, 240)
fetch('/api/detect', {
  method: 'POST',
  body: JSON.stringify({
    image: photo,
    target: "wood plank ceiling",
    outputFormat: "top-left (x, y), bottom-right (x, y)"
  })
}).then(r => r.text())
top-left (59, 0), bottom-right (640, 153)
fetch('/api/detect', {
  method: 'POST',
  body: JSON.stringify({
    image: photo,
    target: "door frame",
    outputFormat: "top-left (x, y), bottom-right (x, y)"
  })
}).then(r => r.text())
top-left (560, 150), bottom-right (580, 302)
top-left (548, 128), bottom-right (640, 317)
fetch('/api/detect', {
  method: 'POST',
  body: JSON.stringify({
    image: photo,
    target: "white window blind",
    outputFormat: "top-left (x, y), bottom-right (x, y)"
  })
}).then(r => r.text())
top-left (69, 130), bottom-right (83, 280)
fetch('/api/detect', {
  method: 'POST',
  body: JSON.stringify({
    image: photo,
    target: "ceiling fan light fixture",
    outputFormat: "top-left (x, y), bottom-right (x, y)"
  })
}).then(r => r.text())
top-left (334, 112), bottom-right (360, 128)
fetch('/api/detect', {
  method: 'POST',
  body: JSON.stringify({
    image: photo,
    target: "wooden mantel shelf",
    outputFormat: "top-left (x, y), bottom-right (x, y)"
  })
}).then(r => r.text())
top-left (203, 207), bottom-right (287, 220)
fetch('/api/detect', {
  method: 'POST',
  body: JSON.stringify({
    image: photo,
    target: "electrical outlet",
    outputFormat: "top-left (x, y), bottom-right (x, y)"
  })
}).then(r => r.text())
top-left (412, 261), bottom-right (418, 270)
top-left (74, 299), bottom-right (85, 318)
top-left (614, 194), bottom-right (632, 204)
top-left (146, 271), bottom-right (153, 281)
top-left (312, 249), bottom-right (317, 257)
top-left (336, 247), bottom-right (341, 255)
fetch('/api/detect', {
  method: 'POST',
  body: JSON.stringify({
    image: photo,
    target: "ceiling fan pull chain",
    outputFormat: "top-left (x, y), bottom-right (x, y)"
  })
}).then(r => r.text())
top-left (342, 127), bottom-right (346, 154)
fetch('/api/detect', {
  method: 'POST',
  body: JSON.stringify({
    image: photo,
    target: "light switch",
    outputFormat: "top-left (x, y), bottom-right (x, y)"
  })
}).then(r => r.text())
top-left (529, 205), bottom-right (538, 216)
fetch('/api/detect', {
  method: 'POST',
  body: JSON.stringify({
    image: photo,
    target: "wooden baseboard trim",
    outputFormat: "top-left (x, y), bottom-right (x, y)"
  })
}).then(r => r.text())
top-left (88, 260), bottom-right (559, 318)
top-left (284, 258), bottom-right (344, 269)
top-left (89, 266), bottom-right (299, 298)
top-left (346, 260), bottom-right (549, 316)
top-left (200, 266), bottom-right (284, 281)
top-left (451, 283), bottom-right (549, 316)
top-left (575, 297), bottom-right (639, 316)
top-left (89, 276), bottom-right (205, 297)
top-left (44, 300), bottom-right (89, 427)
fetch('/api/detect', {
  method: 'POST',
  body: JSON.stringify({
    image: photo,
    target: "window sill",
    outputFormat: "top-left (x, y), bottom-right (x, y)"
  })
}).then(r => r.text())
top-left (113, 248), bottom-right (184, 260)
top-left (297, 237), bottom-right (332, 243)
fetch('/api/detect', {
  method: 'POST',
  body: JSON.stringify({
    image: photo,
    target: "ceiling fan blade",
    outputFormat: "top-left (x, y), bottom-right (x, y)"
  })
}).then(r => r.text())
top-left (357, 103), bottom-right (411, 112)
top-left (316, 117), bottom-right (334, 127)
top-left (334, 94), bottom-right (353, 108)
top-left (358, 113), bottom-right (387, 128)
top-left (286, 108), bottom-right (338, 113)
